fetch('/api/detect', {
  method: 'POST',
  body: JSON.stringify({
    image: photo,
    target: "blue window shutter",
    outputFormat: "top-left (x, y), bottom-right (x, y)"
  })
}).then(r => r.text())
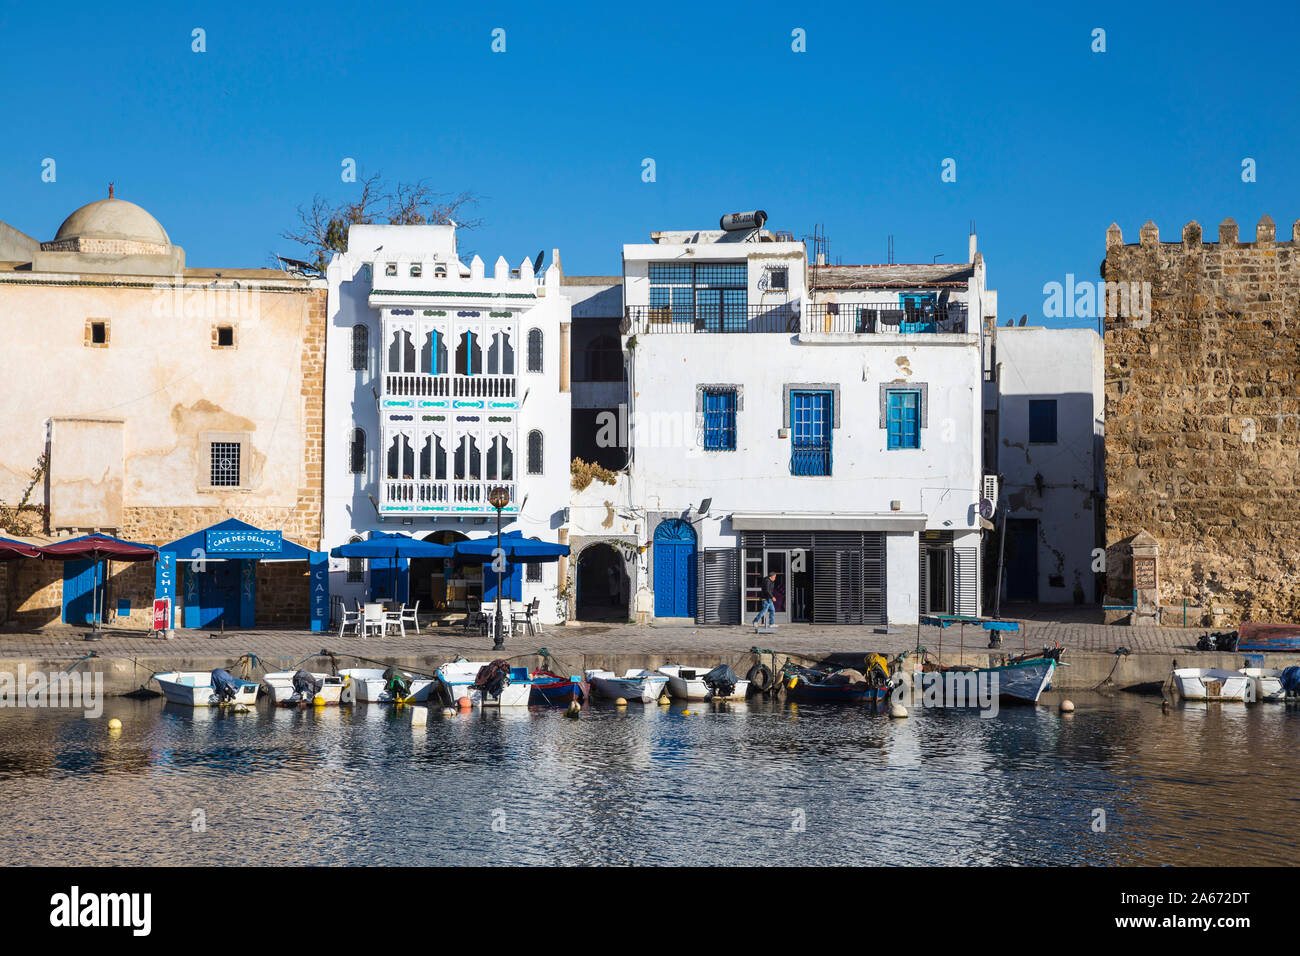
top-left (887, 390), bottom-right (920, 449)
top-left (1029, 400), bottom-right (1057, 443)
top-left (703, 389), bottom-right (737, 451)
top-left (790, 390), bottom-right (833, 475)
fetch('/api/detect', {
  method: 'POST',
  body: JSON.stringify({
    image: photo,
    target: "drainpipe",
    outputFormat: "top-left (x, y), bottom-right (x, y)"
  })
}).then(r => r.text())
top-left (559, 322), bottom-right (571, 393)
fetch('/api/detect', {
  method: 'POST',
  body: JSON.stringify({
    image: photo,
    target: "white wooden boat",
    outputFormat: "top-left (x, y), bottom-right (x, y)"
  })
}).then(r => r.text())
top-left (1173, 667), bottom-right (1250, 701)
top-left (435, 660), bottom-right (533, 706)
top-left (1240, 667), bottom-right (1287, 702)
top-left (585, 668), bottom-right (670, 703)
top-left (337, 667), bottom-right (434, 703)
top-left (261, 671), bottom-right (348, 706)
top-left (153, 671), bottom-right (259, 708)
top-left (658, 664), bottom-right (750, 701)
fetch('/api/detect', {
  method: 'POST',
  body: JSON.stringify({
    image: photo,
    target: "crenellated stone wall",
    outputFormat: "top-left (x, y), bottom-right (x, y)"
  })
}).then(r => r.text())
top-left (1103, 215), bottom-right (1300, 625)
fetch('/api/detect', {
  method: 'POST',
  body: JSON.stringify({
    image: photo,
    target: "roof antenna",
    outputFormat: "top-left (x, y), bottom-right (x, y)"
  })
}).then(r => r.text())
top-left (108, 182), bottom-right (114, 199)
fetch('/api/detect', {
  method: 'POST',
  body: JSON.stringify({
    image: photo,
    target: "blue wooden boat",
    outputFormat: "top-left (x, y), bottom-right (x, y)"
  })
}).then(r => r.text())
top-left (1237, 622), bottom-right (1300, 652)
top-left (529, 671), bottom-right (586, 705)
top-left (785, 665), bottom-right (891, 704)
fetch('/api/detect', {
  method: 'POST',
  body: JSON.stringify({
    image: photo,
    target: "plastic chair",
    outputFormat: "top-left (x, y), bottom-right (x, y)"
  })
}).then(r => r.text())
top-left (337, 603), bottom-right (361, 639)
top-left (361, 603), bottom-right (386, 639)
top-left (400, 601), bottom-right (421, 634)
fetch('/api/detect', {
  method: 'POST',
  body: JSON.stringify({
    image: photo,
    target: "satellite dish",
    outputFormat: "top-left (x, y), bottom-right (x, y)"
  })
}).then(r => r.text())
top-left (533, 251), bottom-right (545, 274)
top-left (978, 498), bottom-right (996, 519)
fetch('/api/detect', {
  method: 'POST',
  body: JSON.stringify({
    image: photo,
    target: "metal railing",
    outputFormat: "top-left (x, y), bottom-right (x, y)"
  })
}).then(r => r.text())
top-left (384, 373), bottom-right (517, 399)
top-left (625, 302), bottom-right (970, 335)
top-left (790, 442), bottom-right (833, 476)
top-left (381, 478), bottom-right (518, 513)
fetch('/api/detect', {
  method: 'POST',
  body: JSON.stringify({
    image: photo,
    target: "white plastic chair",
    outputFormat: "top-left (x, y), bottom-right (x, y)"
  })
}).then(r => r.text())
top-left (337, 603), bottom-right (361, 639)
top-left (362, 603), bottom-right (386, 639)
top-left (400, 601), bottom-right (420, 634)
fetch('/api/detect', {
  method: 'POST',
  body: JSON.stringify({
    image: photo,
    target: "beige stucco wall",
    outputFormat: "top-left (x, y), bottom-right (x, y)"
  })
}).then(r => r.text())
top-left (47, 417), bottom-right (125, 529)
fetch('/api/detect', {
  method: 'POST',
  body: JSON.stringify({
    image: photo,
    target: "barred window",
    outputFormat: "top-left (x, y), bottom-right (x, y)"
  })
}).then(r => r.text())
top-left (526, 563), bottom-right (542, 583)
top-left (346, 535), bottom-right (365, 583)
top-left (211, 441), bottom-right (241, 487)
top-left (527, 328), bottom-right (543, 372)
top-left (350, 428), bottom-right (366, 474)
top-left (351, 324), bottom-right (368, 371)
top-left (527, 430), bottom-right (543, 475)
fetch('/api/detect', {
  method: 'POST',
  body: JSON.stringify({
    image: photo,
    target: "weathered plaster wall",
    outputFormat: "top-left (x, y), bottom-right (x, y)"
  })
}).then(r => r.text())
top-left (1103, 216), bottom-right (1300, 624)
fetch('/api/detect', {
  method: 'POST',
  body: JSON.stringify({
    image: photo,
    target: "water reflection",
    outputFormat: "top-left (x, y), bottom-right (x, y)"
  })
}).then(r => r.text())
top-left (0, 695), bottom-right (1296, 865)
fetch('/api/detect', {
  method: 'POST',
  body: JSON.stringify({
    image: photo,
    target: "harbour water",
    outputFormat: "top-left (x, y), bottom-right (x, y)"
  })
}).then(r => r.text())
top-left (0, 694), bottom-right (1295, 866)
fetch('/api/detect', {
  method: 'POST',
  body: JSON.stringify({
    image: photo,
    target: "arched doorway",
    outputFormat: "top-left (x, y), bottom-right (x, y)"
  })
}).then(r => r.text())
top-left (653, 519), bottom-right (697, 618)
top-left (576, 543), bottom-right (629, 622)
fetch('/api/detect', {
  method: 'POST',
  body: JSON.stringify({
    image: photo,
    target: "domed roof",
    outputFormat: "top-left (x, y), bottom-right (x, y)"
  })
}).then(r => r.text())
top-left (52, 198), bottom-right (170, 246)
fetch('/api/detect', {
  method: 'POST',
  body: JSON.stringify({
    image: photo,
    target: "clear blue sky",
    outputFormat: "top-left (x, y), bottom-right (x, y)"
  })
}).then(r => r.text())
top-left (2, 0), bottom-right (1296, 327)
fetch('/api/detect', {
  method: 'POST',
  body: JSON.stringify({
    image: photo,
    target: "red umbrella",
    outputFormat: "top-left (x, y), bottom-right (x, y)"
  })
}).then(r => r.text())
top-left (0, 537), bottom-right (40, 560)
top-left (36, 534), bottom-right (157, 639)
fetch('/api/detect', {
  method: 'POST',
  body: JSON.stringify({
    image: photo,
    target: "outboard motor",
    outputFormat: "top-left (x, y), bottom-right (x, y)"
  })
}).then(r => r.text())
top-left (290, 669), bottom-right (323, 703)
top-left (382, 666), bottom-right (412, 700)
top-left (702, 664), bottom-right (738, 700)
top-left (210, 668), bottom-right (239, 704)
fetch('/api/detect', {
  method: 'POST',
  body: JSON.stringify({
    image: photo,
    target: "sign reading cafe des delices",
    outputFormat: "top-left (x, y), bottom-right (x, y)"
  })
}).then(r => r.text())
top-left (204, 529), bottom-right (283, 554)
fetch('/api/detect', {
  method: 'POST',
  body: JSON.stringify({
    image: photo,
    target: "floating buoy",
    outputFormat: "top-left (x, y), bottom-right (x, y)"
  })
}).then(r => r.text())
top-left (313, 695), bottom-right (326, 707)
top-left (441, 707), bottom-right (455, 717)
top-left (1060, 699), bottom-right (1075, 713)
top-left (658, 694), bottom-right (671, 705)
top-left (890, 704), bottom-right (908, 719)
top-left (565, 701), bottom-right (581, 719)
top-left (682, 709), bottom-right (693, 716)
top-left (457, 696), bottom-right (472, 709)
top-left (787, 676), bottom-right (799, 690)
top-left (614, 697), bottom-right (628, 707)
top-left (107, 718), bottom-right (122, 731)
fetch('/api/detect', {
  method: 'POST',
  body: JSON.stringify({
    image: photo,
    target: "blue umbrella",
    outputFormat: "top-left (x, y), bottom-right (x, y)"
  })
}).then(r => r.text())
top-left (451, 530), bottom-right (525, 562)
top-left (504, 538), bottom-right (570, 563)
top-left (330, 532), bottom-right (453, 560)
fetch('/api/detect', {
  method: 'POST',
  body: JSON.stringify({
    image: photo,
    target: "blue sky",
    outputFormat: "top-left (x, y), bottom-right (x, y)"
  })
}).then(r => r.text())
top-left (1, 0), bottom-right (1296, 327)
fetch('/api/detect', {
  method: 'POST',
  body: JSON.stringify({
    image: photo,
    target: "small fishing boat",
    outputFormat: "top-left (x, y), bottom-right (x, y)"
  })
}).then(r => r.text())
top-left (261, 670), bottom-right (349, 706)
top-left (337, 667), bottom-right (435, 703)
top-left (1240, 667), bottom-right (1288, 702)
top-left (436, 660), bottom-right (533, 706)
top-left (153, 670), bottom-right (260, 708)
top-left (785, 664), bottom-right (892, 704)
top-left (529, 671), bottom-right (586, 705)
top-left (658, 664), bottom-right (750, 701)
top-left (585, 668), bottom-right (670, 703)
top-left (1236, 622), bottom-right (1300, 652)
top-left (1172, 667), bottom-right (1250, 701)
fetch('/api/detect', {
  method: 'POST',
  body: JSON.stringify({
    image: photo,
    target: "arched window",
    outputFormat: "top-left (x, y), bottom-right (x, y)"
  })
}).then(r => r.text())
top-left (420, 329), bottom-right (447, 374)
top-left (346, 535), bottom-right (365, 583)
top-left (527, 430), bottom-right (543, 475)
top-left (455, 330), bottom-right (481, 376)
top-left (349, 428), bottom-right (366, 474)
top-left (487, 330), bottom-right (515, 375)
top-left (527, 328), bottom-right (543, 372)
top-left (351, 324), bottom-right (369, 371)
top-left (388, 328), bottom-right (416, 373)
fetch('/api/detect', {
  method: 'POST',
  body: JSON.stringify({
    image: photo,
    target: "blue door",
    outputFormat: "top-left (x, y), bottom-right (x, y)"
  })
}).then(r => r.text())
top-left (653, 519), bottom-right (697, 618)
top-left (1005, 519), bottom-right (1039, 602)
top-left (198, 561), bottom-right (241, 628)
top-left (62, 559), bottom-right (105, 625)
top-left (790, 390), bottom-right (833, 475)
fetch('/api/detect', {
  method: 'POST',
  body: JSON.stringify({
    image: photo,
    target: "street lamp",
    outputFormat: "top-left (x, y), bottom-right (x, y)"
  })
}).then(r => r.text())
top-left (488, 485), bottom-right (511, 651)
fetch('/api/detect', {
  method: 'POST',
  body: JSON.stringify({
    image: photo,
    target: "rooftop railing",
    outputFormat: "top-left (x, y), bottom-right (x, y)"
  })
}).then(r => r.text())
top-left (624, 302), bottom-right (970, 334)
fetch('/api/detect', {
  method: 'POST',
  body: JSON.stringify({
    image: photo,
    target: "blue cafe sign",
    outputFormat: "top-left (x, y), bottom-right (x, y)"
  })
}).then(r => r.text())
top-left (205, 529), bottom-right (283, 554)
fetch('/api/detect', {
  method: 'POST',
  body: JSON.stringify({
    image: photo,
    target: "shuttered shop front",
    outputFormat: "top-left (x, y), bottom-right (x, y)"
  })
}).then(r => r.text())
top-left (735, 531), bottom-right (886, 625)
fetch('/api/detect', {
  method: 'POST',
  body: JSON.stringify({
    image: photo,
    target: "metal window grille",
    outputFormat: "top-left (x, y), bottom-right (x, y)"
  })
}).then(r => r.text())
top-left (790, 390), bottom-right (833, 475)
top-left (526, 563), bottom-right (542, 583)
top-left (527, 430), bottom-right (543, 475)
top-left (527, 328), bottom-right (543, 372)
top-left (702, 388), bottom-right (737, 450)
top-left (649, 262), bottom-right (747, 328)
top-left (211, 441), bottom-right (240, 487)
top-left (886, 389), bottom-right (921, 449)
top-left (352, 325), bottom-right (368, 371)
top-left (350, 428), bottom-right (366, 474)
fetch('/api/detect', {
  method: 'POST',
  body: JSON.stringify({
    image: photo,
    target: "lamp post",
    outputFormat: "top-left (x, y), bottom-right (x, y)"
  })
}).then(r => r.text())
top-left (488, 485), bottom-right (511, 651)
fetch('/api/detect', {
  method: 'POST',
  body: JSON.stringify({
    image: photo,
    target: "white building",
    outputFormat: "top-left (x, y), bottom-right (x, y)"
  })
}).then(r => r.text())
top-left (586, 214), bottom-right (995, 627)
top-left (323, 224), bottom-right (572, 624)
top-left (985, 325), bottom-right (1104, 606)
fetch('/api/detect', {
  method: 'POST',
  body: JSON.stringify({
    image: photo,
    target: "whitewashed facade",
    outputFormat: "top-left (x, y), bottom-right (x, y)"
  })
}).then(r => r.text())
top-left (323, 224), bottom-right (571, 623)
top-left (597, 219), bottom-right (995, 626)
top-left (986, 326), bottom-right (1104, 606)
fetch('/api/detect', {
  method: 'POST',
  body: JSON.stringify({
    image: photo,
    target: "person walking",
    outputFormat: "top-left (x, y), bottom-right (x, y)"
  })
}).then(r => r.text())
top-left (753, 571), bottom-right (778, 629)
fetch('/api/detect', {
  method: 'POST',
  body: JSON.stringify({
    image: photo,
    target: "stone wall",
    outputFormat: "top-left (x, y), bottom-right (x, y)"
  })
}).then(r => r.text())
top-left (1103, 215), bottom-right (1300, 624)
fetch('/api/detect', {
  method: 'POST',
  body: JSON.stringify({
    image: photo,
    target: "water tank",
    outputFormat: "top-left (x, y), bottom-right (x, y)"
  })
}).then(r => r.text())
top-left (720, 210), bottom-right (767, 232)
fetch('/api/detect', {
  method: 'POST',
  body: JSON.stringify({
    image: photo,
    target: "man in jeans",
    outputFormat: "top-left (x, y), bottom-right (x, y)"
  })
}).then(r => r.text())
top-left (753, 571), bottom-right (778, 629)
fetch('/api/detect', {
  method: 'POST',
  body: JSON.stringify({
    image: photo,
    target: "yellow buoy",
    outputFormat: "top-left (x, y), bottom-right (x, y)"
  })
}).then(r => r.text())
top-left (614, 697), bottom-right (628, 707)
top-left (1060, 699), bottom-right (1075, 713)
top-left (107, 718), bottom-right (122, 731)
top-left (658, 694), bottom-right (671, 705)
top-left (565, 701), bottom-right (581, 719)
top-left (788, 676), bottom-right (799, 690)
top-left (682, 709), bottom-right (693, 716)
top-left (313, 695), bottom-right (326, 707)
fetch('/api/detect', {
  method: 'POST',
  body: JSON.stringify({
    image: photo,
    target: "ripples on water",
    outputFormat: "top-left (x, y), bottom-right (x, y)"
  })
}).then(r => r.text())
top-left (0, 694), bottom-right (1294, 866)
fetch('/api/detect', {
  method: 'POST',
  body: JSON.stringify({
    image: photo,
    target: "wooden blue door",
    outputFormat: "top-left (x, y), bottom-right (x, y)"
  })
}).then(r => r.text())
top-left (653, 519), bottom-right (697, 618)
top-left (198, 561), bottom-right (241, 628)
top-left (62, 559), bottom-right (104, 625)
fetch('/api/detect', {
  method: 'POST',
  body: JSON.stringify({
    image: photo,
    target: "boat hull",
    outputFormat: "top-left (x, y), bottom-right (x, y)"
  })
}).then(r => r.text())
top-left (337, 668), bottom-right (434, 703)
top-left (658, 666), bottom-right (751, 701)
top-left (153, 672), bottom-right (259, 708)
top-left (436, 662), bottom-right (533, 706)
top-left (787, 682), bottom-right (888, 704)
top-left (261, 672), bottom-right (347, 706)
top-left (529, 678), bottom-right (587, 705)
top-left (1173, 668), bottom-right (1250, 701)
top-left (1240, 668), bottom-right (1286, 702)
top-left (1237, 622), bottom-right (1300, 652)
top-left (586, 670), bottom-right (669, 703)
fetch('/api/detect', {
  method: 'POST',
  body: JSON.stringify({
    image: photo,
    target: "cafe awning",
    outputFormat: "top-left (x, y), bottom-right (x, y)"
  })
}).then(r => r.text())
top-left (0, 537), bottom-right (41, 560)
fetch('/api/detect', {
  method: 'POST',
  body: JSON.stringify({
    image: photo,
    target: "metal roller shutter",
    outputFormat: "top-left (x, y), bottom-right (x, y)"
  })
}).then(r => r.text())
top-left (697, 548), bottom-right (739, 624)
top-left (953, 546), bottom-right (980, 617)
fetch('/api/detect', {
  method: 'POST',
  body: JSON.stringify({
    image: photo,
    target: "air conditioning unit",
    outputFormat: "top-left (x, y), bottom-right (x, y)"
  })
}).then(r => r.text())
top-left (982, 475), bottom-right (999, 505)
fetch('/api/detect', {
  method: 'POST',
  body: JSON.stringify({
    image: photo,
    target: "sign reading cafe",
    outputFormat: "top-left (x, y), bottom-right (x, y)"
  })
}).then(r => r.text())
top-left (204, 529), bottom-right (283, 554)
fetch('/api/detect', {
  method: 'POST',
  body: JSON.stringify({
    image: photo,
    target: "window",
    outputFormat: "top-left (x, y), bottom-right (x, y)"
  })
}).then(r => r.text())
top-left (768, 267), bottom-right (789, 291)
top-left (350, 428), bottom-right (366, 474)
top-left (702, 388), bottom-right (737, 451)
top-left (351, 325), bottom-right (369, 371)
top-left (649, 261), bottom-right (748, 330)
top-left (346, 535), bottom-right (365, 583)
top-left (90, 322), bottom-right (107, 344)
top-left (420, 329), bottom-right (448, 374)
top-left (210, 441), bottom-right (241, 487)
top-left (526, 562), bottom-right (542, 583)
top-left (1028, 400), bottom-right (1058, 444)
top-left (790, 390), bottom-right (833, 476)
top-left (527, 328), bottom-right (543, 372)
top-left (527, 430), bottom-right (543, 475)
top-left (410, 263), bottom-right (422, 277)
top-left (215, 326), bottom-right (235, 347)
top-left (886, 389), bottom-right (922, 450)
top-left (455, 330), bottom-right (481, 376)
top-left (486, 329), bottom-right (515, 375)
top-left (389, 328), bottom-right (417, 374)
top-left (385, 262), bottom-right (397, 277)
